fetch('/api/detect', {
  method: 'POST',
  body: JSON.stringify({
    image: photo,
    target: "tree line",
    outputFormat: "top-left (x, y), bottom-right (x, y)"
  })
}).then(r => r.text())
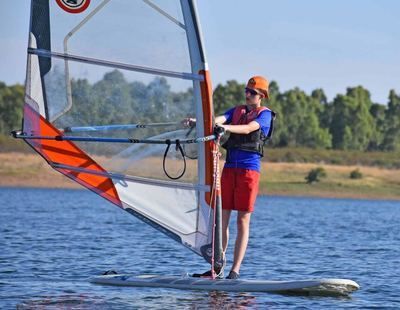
top-left (214, 80), bottom-right (400, 151)
top-left (0, 71), bottom-right (399, 151)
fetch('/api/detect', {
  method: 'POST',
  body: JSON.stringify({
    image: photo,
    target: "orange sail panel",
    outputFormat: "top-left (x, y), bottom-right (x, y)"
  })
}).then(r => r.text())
top-left (24, 104), bottom-right (121, 207)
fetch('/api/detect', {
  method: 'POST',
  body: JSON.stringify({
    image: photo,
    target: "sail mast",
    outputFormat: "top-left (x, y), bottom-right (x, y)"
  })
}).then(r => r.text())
top-left (181, 0), bottom-right (223, 275)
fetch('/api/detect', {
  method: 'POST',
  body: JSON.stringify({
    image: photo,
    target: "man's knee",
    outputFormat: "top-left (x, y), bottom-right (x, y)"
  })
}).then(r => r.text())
top-left (237, 213), bottom-right (251, 232)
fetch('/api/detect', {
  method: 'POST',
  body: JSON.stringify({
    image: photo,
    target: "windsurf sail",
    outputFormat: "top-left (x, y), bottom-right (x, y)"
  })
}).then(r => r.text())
top-left (14, 0), bottom-right (223, 273)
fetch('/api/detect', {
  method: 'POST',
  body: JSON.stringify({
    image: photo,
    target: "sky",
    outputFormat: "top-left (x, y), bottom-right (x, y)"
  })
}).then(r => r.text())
top-left (0, 0), bottom-right (399, 104)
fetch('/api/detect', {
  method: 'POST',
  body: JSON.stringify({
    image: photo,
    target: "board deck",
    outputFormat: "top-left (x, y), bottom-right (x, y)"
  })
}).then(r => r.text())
top-left (90, 274), bottom-right (359, 296)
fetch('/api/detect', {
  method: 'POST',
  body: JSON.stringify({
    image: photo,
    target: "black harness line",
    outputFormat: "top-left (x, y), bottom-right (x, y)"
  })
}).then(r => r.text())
top-left (162, 139), bottom-right (187, 180)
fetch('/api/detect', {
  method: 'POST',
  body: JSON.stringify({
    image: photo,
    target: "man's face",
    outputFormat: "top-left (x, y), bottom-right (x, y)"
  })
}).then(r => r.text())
top-left (245, 88), bottom-right (263, 105)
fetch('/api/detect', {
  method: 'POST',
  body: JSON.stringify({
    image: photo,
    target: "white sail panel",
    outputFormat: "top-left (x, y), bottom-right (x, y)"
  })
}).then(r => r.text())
top-left (116, 181), bottom-right (210, 255)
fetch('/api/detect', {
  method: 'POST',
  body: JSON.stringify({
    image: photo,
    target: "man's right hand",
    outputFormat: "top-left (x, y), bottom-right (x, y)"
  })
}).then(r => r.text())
top-left (213, 124), bottom-right (226, 136)
top-left (182, 118), bottom-right (196, 128)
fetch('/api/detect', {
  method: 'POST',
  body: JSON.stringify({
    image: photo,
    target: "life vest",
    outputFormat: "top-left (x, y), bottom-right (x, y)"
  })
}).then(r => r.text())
top-left (222, 105), bottom-right (276, 157)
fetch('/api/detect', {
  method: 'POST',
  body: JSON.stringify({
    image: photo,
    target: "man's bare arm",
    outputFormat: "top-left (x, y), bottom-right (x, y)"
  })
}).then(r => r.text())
top-left (220, 121), bottom-right (260, 134)
top-left (183, 115), bottom-right (259, 135)
top-left (215, 115), bottom-right (227, 125)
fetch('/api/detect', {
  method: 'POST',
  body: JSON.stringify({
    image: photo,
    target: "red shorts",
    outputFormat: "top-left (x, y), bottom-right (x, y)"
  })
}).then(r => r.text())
top-left (221, 167), bottom-right (260, 212)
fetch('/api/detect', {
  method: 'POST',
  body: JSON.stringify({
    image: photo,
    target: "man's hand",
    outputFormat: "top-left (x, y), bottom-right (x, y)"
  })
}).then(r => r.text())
top-left (213, 124), bottom-right (226, 136)
top-left (182, 117), bottom-right (196, 128)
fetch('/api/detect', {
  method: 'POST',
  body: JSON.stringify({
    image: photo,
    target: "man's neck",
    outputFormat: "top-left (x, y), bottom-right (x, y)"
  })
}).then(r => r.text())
top-left (245, 102), bottom-right (261, 111)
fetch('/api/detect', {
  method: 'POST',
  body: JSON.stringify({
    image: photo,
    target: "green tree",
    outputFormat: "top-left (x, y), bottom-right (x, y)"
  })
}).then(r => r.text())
top-left (311, 88), bottom-right (328, 105)
top-left (369, 102), bottom-right (386, 150)
top-left (265, 81), bottom-right (285, 147)
top-left (272, 88), bottom-right (331, 148)
top-left (329, 86), bottom-right (375, 150)
top-left (171, 87), bottom-right (194, 119)
top-left (312, 88), bottom-right (332, 131)
top-left (381, 90), bottom-right (400, 151)
top-left (144, 77), bottom-right (173, 122)
top-left (213, 80), bottom-right (245, 115)
top-left (0, 82), bottom-right (24, 134)
top-left (68, 78), bottom-right (96, 127)
top-left (129, 80), bottom-right (148, 120)
top-left (268, 80), bottom-right (280, 99)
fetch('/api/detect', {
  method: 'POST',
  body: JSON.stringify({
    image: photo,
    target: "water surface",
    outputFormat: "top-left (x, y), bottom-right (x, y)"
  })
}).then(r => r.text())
top-left (1, 188), bottom-right (399, 308)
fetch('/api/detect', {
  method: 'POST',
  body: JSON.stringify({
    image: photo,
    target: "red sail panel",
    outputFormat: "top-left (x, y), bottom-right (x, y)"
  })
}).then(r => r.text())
top-left (24, 103), bottom-right (122, 207)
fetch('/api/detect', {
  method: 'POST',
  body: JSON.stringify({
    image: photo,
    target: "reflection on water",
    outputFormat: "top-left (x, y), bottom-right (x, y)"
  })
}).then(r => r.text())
top-left (17, 291), bottom-right (259, 310)
top-left (1, 187), bottom-right (400, 308)
top-left (17, 295), bottom-right (105, 309)
top-left (183, 291), bottom-right (258, 309)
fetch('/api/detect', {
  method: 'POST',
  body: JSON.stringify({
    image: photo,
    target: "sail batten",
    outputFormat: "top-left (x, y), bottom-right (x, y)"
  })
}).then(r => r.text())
top-left (52, 162), bottom-right (210, 192)
top-left (28, 48), bottom-right (204, 81)
top-left (62, 122), bottom-right (180, 133)
top-left (14, 132), bottom-right (216, 144)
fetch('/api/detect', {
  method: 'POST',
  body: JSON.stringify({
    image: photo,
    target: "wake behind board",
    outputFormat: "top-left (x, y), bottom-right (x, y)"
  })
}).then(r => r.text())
top-left (90, 274), bottom-right (359, 296)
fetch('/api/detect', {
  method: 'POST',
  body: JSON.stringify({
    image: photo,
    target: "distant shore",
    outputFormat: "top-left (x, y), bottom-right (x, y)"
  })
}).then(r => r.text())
top-left (1, 152), bottom-right (399, 201)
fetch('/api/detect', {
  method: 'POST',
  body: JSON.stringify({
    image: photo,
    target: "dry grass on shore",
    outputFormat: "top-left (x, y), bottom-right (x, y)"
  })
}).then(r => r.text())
top-left (0, 153), bottom-right (79, 189)
top-left (260, 162), bottom-right (400, 200)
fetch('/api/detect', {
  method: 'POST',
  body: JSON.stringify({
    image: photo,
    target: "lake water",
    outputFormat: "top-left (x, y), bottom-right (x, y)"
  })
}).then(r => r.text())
top-left (1, 187), bottom-right (399, 308)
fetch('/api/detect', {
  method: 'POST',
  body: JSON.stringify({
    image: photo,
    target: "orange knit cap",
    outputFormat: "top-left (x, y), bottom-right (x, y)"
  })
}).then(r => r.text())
top-left (246, 76), bottom-right (269, 99)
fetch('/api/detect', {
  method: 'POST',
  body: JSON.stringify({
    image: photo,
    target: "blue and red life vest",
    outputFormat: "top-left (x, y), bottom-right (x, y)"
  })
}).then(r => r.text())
top-left (222, 105), bottom-right (275, 156)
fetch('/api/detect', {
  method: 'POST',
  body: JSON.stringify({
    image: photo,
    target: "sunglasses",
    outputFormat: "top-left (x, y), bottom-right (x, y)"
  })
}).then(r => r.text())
top-left (245, 88), bottom-right (260, 96)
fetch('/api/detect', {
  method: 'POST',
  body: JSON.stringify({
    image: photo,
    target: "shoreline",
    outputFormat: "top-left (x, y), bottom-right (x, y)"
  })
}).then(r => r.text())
top-left (2, 185), bottom-right (400, 202)
top-left (1, 153), bottom-right (399, 201)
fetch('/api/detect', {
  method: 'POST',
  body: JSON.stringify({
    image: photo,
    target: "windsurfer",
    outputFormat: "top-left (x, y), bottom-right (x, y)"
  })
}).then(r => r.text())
top-left (186, 76), bottom-right (274, 279)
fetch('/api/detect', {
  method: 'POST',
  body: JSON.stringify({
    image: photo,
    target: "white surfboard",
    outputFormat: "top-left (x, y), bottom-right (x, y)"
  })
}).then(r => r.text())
top-left (90, 274), bottom-right (359, 296)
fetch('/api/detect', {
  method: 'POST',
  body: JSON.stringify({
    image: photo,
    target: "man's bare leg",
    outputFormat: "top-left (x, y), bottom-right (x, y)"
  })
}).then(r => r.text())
top-left (222, 209), bottom-right (232, 256)
top-left (231, 211), bottom-right (252, 274)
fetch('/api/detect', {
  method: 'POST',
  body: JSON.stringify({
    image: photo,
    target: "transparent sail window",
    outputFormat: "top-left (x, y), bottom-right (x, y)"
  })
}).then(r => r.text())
top-left (47, 0), bottom-right (191, 74)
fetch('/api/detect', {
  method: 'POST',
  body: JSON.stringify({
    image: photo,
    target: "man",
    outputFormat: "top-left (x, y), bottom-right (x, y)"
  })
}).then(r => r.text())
top-left (189, 76), bottom-right (274, 279)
